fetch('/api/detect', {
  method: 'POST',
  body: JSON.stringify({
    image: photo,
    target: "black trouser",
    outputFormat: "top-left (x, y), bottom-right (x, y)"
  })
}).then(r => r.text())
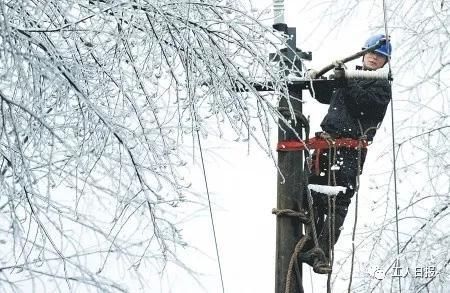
top-left (302, 146), bottom-right (367, 258)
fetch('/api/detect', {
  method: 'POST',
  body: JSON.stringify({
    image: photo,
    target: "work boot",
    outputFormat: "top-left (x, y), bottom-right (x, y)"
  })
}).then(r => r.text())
top-left (298, 247), bottom-right (332, 274)
top-left (298, 247), bottom-right (319, 267)
top-left (313, 259), bottom-right (332, 274)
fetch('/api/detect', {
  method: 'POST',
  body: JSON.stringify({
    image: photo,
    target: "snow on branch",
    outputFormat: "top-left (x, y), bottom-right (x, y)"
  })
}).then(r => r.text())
top-left (0, 0), bottom-right (302, 291)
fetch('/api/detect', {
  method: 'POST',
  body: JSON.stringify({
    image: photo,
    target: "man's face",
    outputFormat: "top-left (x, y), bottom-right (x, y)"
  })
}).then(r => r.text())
top-left (363, 52), bottom-right (387, 70)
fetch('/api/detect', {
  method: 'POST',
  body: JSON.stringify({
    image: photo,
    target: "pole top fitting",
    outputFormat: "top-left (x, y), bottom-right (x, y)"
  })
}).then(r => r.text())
top-left (273, 23), bottom-right (288, 34)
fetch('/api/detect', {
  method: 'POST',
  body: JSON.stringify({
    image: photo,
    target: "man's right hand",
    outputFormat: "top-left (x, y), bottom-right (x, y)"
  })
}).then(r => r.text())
top-left (332, 67), bottom-right (347, 88)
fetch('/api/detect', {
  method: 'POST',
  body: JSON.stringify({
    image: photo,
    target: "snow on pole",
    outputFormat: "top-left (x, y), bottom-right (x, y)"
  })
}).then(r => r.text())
top-left (273, 0), bottom-right (285, 24)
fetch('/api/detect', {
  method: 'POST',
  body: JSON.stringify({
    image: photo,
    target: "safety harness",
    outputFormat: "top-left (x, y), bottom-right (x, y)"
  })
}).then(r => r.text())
top-left (277, 132), bottom-right (369, 152)
top-left (277, 132), bottom-right (369, 176)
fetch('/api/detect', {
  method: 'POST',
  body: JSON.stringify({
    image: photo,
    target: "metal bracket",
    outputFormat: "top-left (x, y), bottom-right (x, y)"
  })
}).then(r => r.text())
top-left (269, 25), bottom-right (312, 73)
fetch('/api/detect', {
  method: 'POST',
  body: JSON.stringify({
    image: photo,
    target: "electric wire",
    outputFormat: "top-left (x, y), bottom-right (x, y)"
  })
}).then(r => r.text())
top-left (183, 2), bottom-right (224, 290)
top-left (381, 0), bottom-right (402, 292)
top-left (196, 130), bottom-right (226, 293)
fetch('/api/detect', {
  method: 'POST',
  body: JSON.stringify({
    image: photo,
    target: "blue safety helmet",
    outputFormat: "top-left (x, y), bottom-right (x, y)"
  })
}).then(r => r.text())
top-left (363, 34), bottom-right (392, 58)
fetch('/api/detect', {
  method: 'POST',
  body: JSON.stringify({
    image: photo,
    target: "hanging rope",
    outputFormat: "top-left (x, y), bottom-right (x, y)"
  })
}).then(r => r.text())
top-left (306, 75), bottom-right (337, 293)
top-left (347, 138), bottom-right (364, 292)
top-left (381, 0), bottom-right (402, 292)
top-left (275, 133), bottom-right (368, 292)
top-left (284, 234), bottom-right (311, 293)
top-left (326, 139), bottom-right (338, 292)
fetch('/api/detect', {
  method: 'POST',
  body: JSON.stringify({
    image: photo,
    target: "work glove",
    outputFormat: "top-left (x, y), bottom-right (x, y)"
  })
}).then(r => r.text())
top-left (331, 67), bottom-right (347, 88)
top-left (305, 69), bottom-right (318, 79)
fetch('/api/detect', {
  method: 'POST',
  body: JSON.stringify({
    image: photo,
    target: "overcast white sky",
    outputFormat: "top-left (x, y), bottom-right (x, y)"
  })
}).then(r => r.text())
top-left (2, 1), bottom-right (447, 292)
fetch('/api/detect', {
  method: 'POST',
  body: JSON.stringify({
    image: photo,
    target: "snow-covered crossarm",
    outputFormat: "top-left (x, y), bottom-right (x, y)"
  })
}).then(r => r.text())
top-left (273, 0), bottom-right (285, 24)
top-left (308, 184), bottom-right (347, 196)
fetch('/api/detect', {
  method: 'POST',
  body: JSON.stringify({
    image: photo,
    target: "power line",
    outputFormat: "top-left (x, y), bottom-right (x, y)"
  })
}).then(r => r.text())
top-left (182, 5), bottom-right (224, 288)
top-left (196, 130), bottom-right (226, 293)
top-left (381, 0), bottom-right (402, 292)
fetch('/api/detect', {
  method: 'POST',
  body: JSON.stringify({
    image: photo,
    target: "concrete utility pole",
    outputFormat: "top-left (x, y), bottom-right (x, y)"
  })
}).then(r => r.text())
top-left (274, 84), bottom-right (305, 293)
top-left (272, 27), bottom-right (309, 293)
top-left (272, 2), bottom-right (312, 292)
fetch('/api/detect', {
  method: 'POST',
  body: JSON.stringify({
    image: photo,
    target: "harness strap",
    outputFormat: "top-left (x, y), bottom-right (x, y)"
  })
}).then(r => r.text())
top-left (315, 148), bottom-right (321, 176)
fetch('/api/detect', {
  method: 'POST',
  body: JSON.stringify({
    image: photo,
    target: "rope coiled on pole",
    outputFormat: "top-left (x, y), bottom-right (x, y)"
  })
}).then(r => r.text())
top-left (272, 208), bottom-right (310, 223)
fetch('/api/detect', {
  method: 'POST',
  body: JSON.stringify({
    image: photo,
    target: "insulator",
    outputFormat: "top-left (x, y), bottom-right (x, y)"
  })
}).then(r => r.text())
top-left (345, 69), bottom-right (390, 80)
top-left (273, 0), bottom-right (285, 24)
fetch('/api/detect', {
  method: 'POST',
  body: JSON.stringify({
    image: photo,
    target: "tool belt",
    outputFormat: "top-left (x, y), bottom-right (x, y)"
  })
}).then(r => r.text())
top-left (276, 132), bottom-right (368, 152)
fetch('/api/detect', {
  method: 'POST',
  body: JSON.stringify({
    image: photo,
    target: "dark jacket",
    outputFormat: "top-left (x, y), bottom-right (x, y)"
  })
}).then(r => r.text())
top-left (313, 76), bottom-right (392, 141)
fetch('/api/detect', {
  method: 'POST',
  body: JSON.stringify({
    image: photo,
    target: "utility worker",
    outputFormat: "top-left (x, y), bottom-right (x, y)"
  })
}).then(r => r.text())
top-left (300, 34), bottom-right (393, 274)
